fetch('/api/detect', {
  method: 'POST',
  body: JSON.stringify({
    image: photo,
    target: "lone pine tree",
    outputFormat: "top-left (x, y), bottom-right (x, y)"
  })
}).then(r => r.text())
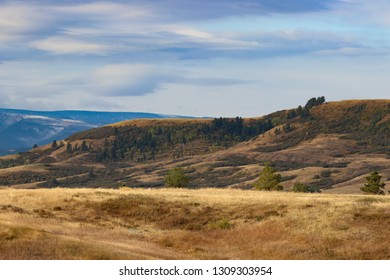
top-left (361, 171), bottom-right (385, 195)
top-left (253, 163), bottom-right (283, 191)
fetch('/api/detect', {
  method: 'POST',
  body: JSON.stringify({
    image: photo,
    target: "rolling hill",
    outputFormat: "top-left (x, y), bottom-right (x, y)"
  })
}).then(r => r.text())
top-left (0, 108), bottom-right (188, 155)
top-left (0, 98), bottom-right (389, 194)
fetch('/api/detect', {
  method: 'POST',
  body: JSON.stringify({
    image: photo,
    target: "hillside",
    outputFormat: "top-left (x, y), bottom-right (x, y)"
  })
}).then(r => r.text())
top-left (0, 99), bottom-right (389, 194)
top-left (0, 108), bottom-right (188, 155)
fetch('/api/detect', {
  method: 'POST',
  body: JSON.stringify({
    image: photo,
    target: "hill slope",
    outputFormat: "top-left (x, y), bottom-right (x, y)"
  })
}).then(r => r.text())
top-left (0, 99), bottom-right (389, 194)
top-left (0, 108), bottom-right (189, 155)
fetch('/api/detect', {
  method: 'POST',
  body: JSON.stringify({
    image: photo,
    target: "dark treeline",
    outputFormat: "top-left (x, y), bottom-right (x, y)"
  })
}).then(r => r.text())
top-left (287, 96), bottom-right (326, 119)
top-left (96, 117), bottom-right (274, 162)
top-left (305, 96), bottom-right (326, 109)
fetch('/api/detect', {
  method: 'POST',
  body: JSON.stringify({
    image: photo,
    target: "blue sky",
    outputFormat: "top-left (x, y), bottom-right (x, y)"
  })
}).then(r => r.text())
top-left (0, 0), bottom-right (389, 117)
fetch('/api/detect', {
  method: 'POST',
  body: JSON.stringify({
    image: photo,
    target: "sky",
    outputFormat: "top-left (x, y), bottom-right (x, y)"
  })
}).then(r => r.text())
top-left (0, 0), bottom-right (389, 117)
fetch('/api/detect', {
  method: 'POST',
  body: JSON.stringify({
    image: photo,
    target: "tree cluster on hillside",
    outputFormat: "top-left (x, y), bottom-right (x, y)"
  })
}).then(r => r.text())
top-left (286, 96), bottom-right (326, 120)
top-left (70, 96), bottom-right (336, 163)
top-left (65, 140), bottom-right (90, 154)
top-left (304, 96), bottom-right (326, 109)
top-left (95, 117), bottom-right (274, 162)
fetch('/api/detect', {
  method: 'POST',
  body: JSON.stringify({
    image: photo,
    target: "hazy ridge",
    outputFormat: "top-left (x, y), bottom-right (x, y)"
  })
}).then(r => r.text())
top-left (0, 108), bottom-right (189, 155)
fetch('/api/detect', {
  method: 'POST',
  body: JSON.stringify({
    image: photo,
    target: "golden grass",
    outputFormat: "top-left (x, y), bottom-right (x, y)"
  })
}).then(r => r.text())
top-left (311, 99), bottom-right (390, 123)
top-left (1, 188), bottom-right (390, 260)
top-left (110, 118), bottom-right (211, 128)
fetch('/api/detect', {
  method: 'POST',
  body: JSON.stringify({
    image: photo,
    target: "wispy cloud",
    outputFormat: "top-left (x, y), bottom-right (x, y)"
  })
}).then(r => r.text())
top-left (56, 63), bottom-right (252, 97)
top-left (30, 36), bottom-right (112, 55)
top-left (128, 0), bottom-right (341, 20)
top-left (0, 3), bottom-right (50, 45)
top-left (0, 0), bottom-right (389, 116)
top-left (0, 0), bottom-right (380, 58)
top-left (29, 0), bottom-right (341, 21)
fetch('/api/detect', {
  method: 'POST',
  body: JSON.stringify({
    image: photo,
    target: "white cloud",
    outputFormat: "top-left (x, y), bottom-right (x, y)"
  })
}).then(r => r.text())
top-left (0, 1), bottom-right (371, 58)
top-left (0, 3), bottom-right (50, 44)
top-left (0, 4), bottom-right (43, 32)
top-left (30, 36), bottom-right (112, 55)
top-left (314, 47), bottom-right (390, 56)
top-left (49, 2), bottom-right (151, 19)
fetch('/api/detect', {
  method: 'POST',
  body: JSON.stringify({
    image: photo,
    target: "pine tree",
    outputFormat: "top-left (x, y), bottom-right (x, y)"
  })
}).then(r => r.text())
top-left (81, 141), bottom-right (88, 151)
top-left (361, 172), bottom-right (385, 195)
top-left (253, 163), bottom-right (283, 191)
top-left (66, 142), bottom-right (72, 153)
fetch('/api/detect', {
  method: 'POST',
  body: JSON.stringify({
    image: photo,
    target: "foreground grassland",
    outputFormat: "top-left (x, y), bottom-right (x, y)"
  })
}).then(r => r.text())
top-left (1, 188), bottom-right (390, 260)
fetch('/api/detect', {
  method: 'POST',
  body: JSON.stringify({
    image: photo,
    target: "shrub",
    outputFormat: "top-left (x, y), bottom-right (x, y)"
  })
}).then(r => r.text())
top-left (292, 183), bottom-right (310, 193)
top-left (209, 219), bottom-right (232, 230)
top-left (164, 168), bottom-right (190, 188)
top-left (320, 170), bottom-right (332, 178)
top-left (38, 178), bottom-right (59, 188)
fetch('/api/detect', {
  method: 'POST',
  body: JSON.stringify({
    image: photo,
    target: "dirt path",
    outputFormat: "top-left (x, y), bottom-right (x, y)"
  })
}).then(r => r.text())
top-left (0, 214), bottom-right (188, 260)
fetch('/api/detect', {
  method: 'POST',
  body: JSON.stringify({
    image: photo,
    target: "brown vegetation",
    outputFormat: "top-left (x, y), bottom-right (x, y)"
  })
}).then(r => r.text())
top-left (1, 188), bottom-right (390, 260)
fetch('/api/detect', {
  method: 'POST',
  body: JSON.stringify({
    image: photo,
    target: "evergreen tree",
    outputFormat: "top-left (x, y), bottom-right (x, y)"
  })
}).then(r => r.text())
top-left (253, 163), bottom-right (283, 191)
top-left (305, 96), bottom-right (326, 109)
top-left (66, 142), bottom-right (72, 153)
top-left (296, 105), bottom-right (303, 117)
top-left (287, 109), bottom-right (297, 119)
top-left (81, 140), bottom-right (88, 151)
top-left (283, 123), bottom-right (294, 133)
top-left (164, 168), bottom-right (190, 188)
top-left (361, 171), bottom-right (385, 195)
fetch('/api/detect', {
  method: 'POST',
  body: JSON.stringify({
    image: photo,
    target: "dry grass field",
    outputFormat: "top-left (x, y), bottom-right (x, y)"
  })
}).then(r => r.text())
top-left (1, 187), bottom-right (390, 260)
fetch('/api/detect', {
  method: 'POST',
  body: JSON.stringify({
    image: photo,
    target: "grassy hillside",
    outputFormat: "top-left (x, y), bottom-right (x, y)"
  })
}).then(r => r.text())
top-left (0, 99), bottom-right (389, 193)
top-left (1, 187), bottom-right (390, 260)
top-left (310, 100), bottom-right (389, 149)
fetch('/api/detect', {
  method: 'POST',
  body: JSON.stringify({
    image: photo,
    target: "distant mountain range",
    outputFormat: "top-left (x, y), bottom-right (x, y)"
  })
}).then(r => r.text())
top-left (0, 108), bottom-right (188, 155)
